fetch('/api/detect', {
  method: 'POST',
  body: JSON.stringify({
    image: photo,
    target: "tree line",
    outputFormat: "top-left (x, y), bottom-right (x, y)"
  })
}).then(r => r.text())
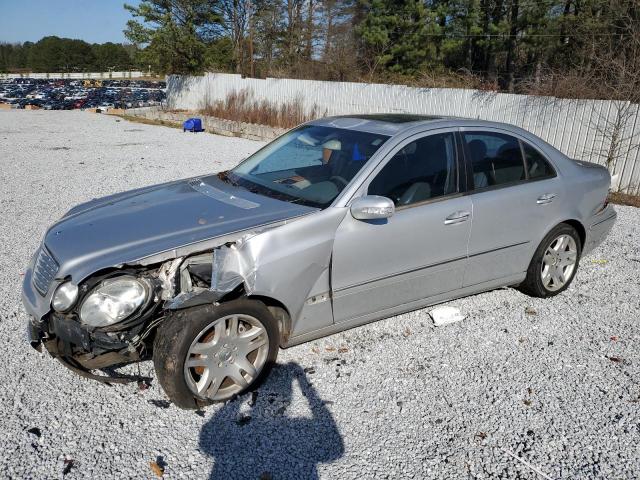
top-left (0, 37), bottom-right (140, 73)
top-left (2, 0), bottom-right (638, 100)
top-left (123, 0), bottom-right (638, 99)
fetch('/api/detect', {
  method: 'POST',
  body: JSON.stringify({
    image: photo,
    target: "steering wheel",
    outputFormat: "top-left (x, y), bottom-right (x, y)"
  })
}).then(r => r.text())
top-left (329, 176), bottom-right (349, 188)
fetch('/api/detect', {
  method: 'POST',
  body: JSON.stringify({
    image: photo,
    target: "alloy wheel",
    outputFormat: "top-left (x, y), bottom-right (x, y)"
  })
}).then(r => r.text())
top-left (540, 234), bottom-right (578, 292)
top-left (184, 314), bottom-right (270, 401)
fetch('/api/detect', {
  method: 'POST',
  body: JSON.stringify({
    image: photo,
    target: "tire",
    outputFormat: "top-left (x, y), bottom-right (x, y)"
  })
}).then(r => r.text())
top-left (153, 299), bottom-right (279, 409)
top-left (520, 223), bottom-right (582, 298)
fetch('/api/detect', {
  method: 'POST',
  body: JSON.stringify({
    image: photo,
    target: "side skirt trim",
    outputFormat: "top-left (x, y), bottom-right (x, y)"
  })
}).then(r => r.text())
top-left (282, 272), bottom-right (526, 348)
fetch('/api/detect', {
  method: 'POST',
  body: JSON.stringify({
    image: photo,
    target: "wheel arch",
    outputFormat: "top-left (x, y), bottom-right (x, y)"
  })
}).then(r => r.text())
top-left (559, 219), bottom-right (586, 249)
top-left (247, 294), bottom-right (293, 345)
top-left (526, 218), bottom-right (586, 271)
top-left (218, 286), bottom-right (293, 345)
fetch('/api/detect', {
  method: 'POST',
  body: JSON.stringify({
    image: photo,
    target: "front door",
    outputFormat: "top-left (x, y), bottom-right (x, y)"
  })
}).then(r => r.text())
top-left (331, 130), bottom-right (472, 323)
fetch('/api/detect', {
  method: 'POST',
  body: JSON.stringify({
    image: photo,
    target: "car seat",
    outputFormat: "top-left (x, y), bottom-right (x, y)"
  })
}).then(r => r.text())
top-left (467, 139), bottom-right (490, 188)
top-left (494, 144), bottom-right (525, 184)
top-left (398, 182), bottom-right (432, 205)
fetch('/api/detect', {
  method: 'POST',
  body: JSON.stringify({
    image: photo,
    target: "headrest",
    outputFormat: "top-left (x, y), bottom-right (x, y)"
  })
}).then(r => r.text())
top-left (323, 139), bottom-right (342, 151)
top-left (467, 139), bottom-right (487, 162)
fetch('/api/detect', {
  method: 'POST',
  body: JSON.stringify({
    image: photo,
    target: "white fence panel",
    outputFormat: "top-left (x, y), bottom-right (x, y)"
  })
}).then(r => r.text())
top-left (0, 71), bottom-right (150, 80)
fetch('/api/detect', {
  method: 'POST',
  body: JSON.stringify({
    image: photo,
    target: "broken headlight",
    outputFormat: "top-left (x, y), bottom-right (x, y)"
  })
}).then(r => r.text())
top-left (79, 276), bottom-right (148, 327)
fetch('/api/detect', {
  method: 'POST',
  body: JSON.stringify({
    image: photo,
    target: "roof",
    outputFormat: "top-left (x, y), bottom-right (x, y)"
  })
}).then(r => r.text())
top-left (308, 113), bottom-right (452, 136)
top-left (308, 113), bottom-right (538, 141)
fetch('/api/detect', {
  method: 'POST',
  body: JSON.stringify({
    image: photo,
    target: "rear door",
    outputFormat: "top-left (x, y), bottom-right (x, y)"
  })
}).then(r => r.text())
top-left (460, 128), bottom-right (562, 286)
top-left (331, 129), bottom-right (472, 323)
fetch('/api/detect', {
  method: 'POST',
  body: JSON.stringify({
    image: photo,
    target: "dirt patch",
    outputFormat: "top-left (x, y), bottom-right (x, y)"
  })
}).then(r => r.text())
top-left (115, 114), bottom-right (182, 130)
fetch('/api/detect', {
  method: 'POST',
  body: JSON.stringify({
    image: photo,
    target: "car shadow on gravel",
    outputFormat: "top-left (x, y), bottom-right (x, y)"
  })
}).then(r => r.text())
top-left (199, 362), bottom-right (344, 479)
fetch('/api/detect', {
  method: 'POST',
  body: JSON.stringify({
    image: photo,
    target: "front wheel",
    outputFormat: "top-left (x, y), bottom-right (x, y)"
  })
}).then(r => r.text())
top-left (520, 223), bottom-right (582, 298)
top-left (153, 300), bottom-right (279, 409)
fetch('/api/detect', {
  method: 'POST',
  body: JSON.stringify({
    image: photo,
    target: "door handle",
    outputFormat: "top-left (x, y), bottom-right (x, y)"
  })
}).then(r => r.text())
top-left (537, 193), bottom-right (556, 205)
top-left (444, 211), bottom-right (471, 225)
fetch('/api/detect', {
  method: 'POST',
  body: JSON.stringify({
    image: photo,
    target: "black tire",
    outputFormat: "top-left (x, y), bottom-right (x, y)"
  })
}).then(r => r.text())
top-left (520, 223), bottom-right (582, 298)
top-left (153, 299), bottom-right (279, 409)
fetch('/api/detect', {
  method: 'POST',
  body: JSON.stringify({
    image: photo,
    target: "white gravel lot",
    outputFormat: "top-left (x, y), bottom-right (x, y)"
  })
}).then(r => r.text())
top-left (1, 110), bottom-right (639, 479)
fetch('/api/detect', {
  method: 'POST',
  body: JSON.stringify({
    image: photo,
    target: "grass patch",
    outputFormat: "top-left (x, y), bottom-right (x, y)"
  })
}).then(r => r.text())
top-left (609, 192), bottom-right (640, 208)
top-left (199, 88), bottom-right (325, 129)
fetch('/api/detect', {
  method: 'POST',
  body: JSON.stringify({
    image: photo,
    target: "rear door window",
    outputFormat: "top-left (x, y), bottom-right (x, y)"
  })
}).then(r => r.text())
top-left (463, 132), bottom-right (525, 188)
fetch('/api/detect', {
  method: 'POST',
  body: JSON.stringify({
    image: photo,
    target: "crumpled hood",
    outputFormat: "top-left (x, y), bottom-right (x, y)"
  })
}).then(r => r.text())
top-left (44, 174), bottom-right (314, 282)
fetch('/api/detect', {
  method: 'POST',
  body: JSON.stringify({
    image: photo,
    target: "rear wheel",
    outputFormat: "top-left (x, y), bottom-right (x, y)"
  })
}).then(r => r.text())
top-left (520, 223), bottom-right (582, 298)
top-left (153, 299), bottom-right (279, 409)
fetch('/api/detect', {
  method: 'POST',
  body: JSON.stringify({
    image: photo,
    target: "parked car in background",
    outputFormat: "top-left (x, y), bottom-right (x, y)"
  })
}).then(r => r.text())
top-left (0, 78), bottom-right (165, 110)
top-left (22, 115), bottom-right (616, 408)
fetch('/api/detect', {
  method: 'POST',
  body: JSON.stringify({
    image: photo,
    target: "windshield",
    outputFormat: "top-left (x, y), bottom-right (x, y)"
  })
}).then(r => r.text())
top-left (224, 125), bottom-right (389, 208)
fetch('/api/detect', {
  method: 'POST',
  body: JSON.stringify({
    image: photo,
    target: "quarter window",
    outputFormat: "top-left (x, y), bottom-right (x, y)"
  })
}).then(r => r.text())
top-left (523, 142), bottom-right (555, 179)
top-left (368, 132), bottom-right (457, 207)
top-left (463, 132), bottom-right (525, 188)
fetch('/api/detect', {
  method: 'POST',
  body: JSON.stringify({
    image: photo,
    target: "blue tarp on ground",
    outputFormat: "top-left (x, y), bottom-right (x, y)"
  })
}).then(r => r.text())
top-left (183, 118), bottom-right (204, 132)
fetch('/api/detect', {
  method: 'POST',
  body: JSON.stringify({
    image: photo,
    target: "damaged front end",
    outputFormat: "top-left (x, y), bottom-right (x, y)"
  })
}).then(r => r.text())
top-left (25, 202), bottom-right (340, 385)
top-left (27, 234), bottom-right (266, 384)
top-left (164, 235), bottom-right (257, 311)
top-left (28, 268), bottom-right (164, 383)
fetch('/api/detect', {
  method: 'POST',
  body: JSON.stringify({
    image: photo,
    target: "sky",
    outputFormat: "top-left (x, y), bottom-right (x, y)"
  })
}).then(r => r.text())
top-left (0, 0), bottom-right (142, 44)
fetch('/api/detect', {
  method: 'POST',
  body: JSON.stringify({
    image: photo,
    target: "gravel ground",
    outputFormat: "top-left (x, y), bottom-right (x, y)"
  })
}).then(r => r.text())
top-left (1, 110), bottom-right (639, 479)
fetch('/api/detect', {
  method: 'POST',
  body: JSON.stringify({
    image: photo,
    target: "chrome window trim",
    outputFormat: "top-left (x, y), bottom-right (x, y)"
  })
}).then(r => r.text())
top-left (459, 127), bottom-right (559, 194)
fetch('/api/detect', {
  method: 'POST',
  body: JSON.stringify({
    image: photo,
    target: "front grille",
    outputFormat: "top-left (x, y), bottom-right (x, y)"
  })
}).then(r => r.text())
top-left (32, 247), bottom-right (59, 296)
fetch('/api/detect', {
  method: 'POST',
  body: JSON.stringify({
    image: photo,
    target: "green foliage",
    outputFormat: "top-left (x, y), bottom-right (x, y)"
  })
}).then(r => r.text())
top-left (0, 38), bottom-right (138, 73)
top-left (92, 42), bottom-right (134, 71)
top-left (2, 0), bottom-right (637, 99)
top-left (356, 0), bottom-right (439, 74)
top-left (124, 0), bottom-right (224, 75)
top-left (205, 37), bottom-right (234, 71)
top-left (26, 37), bottom-right (96, 72)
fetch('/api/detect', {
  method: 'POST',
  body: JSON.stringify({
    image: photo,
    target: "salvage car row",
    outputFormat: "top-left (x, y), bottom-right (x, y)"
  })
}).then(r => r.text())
top-left (0, 78), bottom-right (165, 110)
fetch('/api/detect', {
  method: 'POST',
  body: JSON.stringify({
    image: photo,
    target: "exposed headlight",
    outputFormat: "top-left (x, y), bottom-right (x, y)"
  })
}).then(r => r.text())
top-left (51, 282), bottom-right (79, 312)
top-left (79, 276), bottom-right (148, 327)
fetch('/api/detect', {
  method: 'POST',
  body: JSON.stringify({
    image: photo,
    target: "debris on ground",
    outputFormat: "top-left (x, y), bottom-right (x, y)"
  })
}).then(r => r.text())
top-left (150, 461), bottom-right (165, 477)
top-left (62, 458), bottom-right (75, 476)
top-left (500, 447), bottom-right (553, 480)
top-left (236, 414), bottom-right (252, 426)
top-left (430, 306), bottom-right (465, 327)
top-left (606, 356), bottom-right (623, 364)
top-left (137, 379), bottom-right (151, 391)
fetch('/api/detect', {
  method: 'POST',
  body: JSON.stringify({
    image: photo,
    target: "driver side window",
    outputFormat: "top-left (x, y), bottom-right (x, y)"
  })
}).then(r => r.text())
top-left (368, 132), bottom-right (457, 207)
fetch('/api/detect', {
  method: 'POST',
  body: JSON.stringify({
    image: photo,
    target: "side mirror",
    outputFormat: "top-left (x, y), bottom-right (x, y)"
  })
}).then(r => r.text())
top-left (350, 195), bottom-right (395, 221)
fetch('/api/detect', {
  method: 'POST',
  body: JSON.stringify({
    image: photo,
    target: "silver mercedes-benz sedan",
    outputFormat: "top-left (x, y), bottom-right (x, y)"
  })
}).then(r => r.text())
top-left (22, 114), bottom-right (616, 408)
